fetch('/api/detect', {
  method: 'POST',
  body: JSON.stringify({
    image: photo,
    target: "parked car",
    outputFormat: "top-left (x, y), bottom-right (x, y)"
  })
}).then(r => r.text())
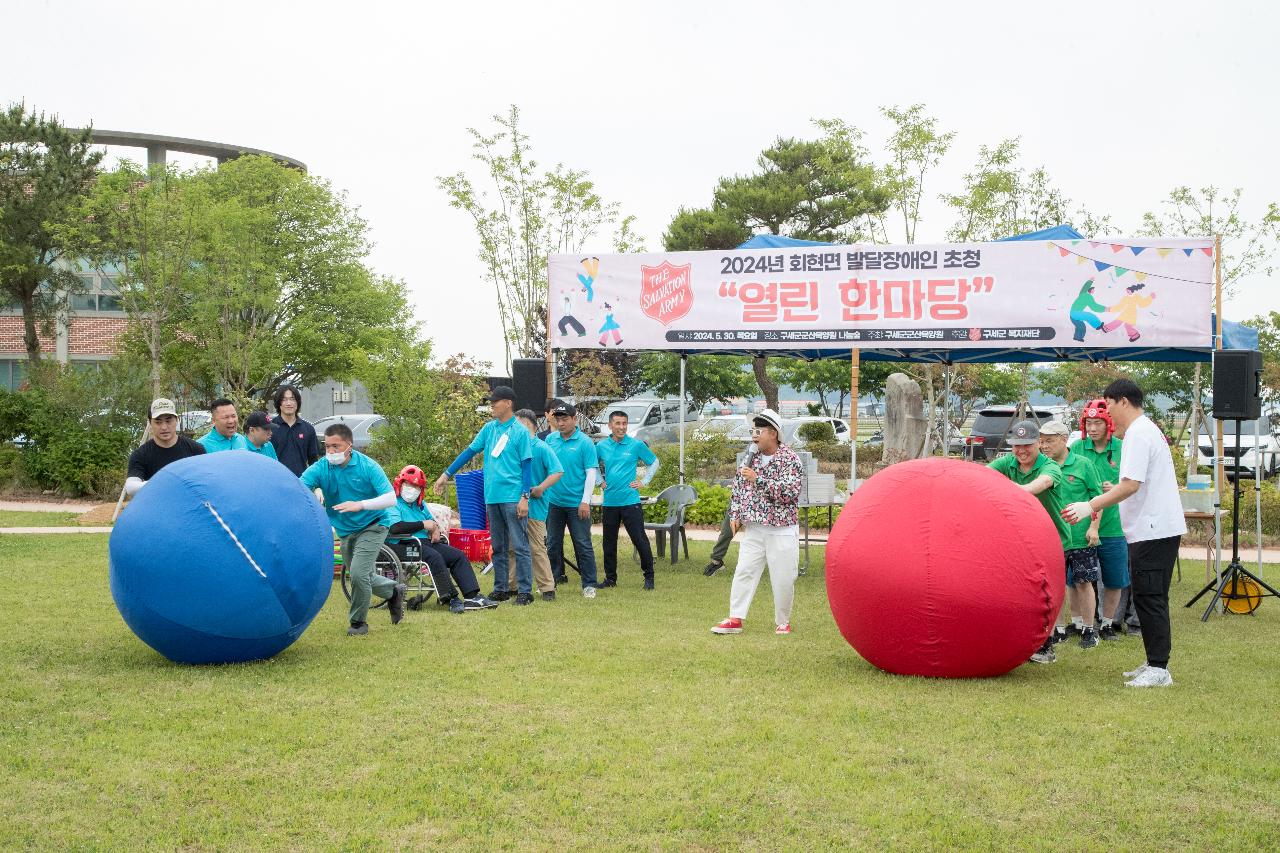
top-left (691, 414), bottom-right (749, 439)
top-left (312, 413), bottom-right (387, 453)
top-left (1192, 414), bottom-right (1280, 479)
top-left (791, 416), bottom-right (852, 444)
top-left (725, 418), bottom-right (804, 447)
top-left (965, 406), bottom-right (1060, 461)
top-left (178, 410), bottom-right (211, 437)
top-left (594, 398), bottom-right (700, 445)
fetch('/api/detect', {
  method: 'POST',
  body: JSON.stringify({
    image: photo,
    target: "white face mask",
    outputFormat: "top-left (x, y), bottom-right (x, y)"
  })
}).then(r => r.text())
top-left (400, 485), bottom-right (421, 503)
top-left (325, 450), bottom-right (347, 465)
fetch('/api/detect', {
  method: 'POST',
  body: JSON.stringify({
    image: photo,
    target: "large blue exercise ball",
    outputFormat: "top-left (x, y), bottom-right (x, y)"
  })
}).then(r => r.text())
top-left (109, 450), bottom-right (333, 664)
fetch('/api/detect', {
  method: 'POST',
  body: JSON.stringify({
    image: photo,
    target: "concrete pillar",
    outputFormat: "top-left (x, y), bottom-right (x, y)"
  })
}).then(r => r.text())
top-left (147, 145), bottom-right (167, 168)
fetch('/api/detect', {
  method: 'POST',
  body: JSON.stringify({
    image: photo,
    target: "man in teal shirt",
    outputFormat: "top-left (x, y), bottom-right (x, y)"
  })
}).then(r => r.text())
top-left (243, 411), bottom-right (279, 461)
top-left (544, 403), bottom-right (601, 597)
top-left (200, 398), bottom-right (251, 452)
top-left (989, 420), bottom-right (1067, 663)
top-left (433, 386), bottom-right (536, 605)
top-left (596, 409), bottom-right (661, 590)
top-left (302, 422), bottom-right (405, 635)
top-left (509, 410), bottom-right (564, 600)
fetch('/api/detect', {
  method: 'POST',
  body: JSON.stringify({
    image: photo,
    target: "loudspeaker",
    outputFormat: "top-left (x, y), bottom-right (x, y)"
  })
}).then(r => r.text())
top-left (511, 358), bottom-right (547, 413)
top-left (1212, 349), bottom-right (1263, 420)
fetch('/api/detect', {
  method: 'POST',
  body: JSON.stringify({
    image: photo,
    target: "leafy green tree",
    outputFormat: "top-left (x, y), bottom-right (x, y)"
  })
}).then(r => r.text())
top-left (70, 161), bottom-right (210, 396)
top-left (769, 358), bottom-right (851, 417)
top-left (942, 138), bottom-right (1111, 242)
top-left (870, 105), bottom-right (955, 244)
top-left (357, 344), bottom-right (490, 480)
top-left (1139, 186), bottom-right (1280, 299)
top-left (0, 103), bottom-right (103, 363)
top-left (1250, 311), bottom-right (1280, 403)
top-left (664, 123), bottom-right (891, 410)
top-left (438, 105), bottom-right (638, 370)
top-left (662, 206), bottom-right (750, 253)
top-left (161, 156), bottom-right (414, 405)
top-left (638, 352), bottom-right (753, 413)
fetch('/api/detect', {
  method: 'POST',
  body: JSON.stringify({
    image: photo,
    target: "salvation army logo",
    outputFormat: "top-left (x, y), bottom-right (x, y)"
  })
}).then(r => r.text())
top-left (639, 261), bottom-right (694, 326)
top-left (1014, 426), bottom-right (1028, 438)
top-left (1068, 475), bottom-right (1076, 482)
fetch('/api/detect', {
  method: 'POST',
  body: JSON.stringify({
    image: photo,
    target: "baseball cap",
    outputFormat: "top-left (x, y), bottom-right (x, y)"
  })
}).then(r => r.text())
top-left (551, 402), bottom-right (576, 417)
top-left (1038, 421), bottom-right (1070, 437)
top-left (1008, 420), bottom-right (1041, 445)
top-left (244, 411), bottom-right (272, 431)
top-left (752, 408), bottom-right (784, 436)
top-left (149, 398), bottom-right (177, 419)
top-left (483, 385), bottom-right (516, 403)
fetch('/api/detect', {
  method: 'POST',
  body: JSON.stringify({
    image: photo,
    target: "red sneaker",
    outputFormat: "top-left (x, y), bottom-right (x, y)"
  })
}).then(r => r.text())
top-left (775, 623), bottom-right (792, 635)
top-left (711, 617), bottom-right (743, 634)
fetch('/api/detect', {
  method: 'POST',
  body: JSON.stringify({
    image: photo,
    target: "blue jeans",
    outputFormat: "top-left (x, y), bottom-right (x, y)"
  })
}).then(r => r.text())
top-left (488, 502), bottom-right (532, 595)
top-left (546, 503), bottom-right (598, 588)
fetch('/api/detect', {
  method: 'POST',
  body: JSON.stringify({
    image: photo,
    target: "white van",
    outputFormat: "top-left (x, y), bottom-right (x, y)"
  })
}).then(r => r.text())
top-left (594, 399), bottom-right (700, 445)
top-left (1192, 414), bottom-right (1280, 479)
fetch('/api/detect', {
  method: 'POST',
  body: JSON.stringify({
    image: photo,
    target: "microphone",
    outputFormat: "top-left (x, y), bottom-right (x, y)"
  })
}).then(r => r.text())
top-left (743, 441), bottom-right (759, 472)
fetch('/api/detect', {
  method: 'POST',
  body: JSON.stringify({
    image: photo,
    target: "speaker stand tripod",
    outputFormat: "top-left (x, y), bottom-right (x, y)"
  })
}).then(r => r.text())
top-left (1185, 417), bottom-right (1280, 620)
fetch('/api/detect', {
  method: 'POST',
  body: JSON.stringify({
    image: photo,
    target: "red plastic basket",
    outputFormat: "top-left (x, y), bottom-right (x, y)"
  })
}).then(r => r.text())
top-left (448, 528), bottom-right (492, 563)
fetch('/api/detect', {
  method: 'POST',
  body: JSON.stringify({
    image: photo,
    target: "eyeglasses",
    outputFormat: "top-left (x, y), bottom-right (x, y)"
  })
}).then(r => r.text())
top-left (750, 426), bottom-right (768, 434)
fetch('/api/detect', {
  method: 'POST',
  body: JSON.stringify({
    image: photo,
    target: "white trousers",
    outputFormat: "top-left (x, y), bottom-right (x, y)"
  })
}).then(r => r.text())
top-left (728, 524), bottom-right (799, 626)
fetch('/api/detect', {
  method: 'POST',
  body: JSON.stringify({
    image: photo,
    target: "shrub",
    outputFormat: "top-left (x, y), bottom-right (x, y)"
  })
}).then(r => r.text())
top-left (797, 420), bottom-right (836, 443)
top-left (1222, 480), bottom-right (1280, 539)
top-left (0, 361), bottom-right (148, 497)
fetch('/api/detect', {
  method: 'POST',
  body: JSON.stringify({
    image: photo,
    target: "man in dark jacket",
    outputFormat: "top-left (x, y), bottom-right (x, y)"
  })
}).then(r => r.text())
top-left (270, 384), bottom-right (319, 476)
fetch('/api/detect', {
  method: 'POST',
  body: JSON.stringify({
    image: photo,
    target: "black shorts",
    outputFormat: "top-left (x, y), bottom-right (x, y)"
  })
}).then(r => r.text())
top-left (1066, 546), bottom-right (1101, 585)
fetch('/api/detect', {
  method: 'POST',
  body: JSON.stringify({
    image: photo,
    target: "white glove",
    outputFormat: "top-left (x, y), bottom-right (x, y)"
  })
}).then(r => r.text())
top-left (1061, 501), bottom-right (1094, 524)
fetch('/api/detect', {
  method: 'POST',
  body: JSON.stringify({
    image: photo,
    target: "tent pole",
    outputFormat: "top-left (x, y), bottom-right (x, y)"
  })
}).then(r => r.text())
top-left (1214, 233), bottom-right (1224, 579)
top-left (849, 348), bottom-right (860, 490)
top-left (678, 354), bottom-right (687, 485)
top-left (942, 365), bottom-right (953, 456)
top-left (1256, 416), bottom-right (1264, 575)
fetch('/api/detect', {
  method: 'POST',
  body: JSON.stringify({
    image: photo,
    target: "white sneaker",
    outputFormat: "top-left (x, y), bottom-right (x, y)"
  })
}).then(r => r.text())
top-left (582, 586), bottom-right (596, 599)
top-left (1125, 667), bottom-right (1173, 688)
top-left (1123, 663), bottom-right (1150, 679)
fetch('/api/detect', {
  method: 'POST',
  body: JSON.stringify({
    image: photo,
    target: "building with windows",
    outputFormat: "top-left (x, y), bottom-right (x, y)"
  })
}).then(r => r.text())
top-left (0, 130), bottom-right (304, 391)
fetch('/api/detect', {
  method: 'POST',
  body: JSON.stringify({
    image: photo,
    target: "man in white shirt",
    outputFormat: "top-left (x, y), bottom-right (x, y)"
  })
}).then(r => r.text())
top-left (1063, 378), bottom-right (1186, 688)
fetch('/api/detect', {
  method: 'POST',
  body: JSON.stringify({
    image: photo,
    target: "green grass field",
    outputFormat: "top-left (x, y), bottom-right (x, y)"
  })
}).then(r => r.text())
top-left (2, 533), bottom-right (1278, 850)
top-left (0, 510), bottom-right (86, 528)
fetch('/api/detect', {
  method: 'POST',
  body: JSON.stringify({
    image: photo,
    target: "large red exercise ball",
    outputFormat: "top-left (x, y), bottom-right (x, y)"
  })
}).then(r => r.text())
top-left (826, 457), bottom-right (1065, 678)
top-left (109, 451), bottom-right (333, 664)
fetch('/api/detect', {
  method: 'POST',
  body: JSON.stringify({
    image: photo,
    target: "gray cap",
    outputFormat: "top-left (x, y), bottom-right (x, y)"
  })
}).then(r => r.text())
top-left (1039, 420), bottom-right (1070, 437)
top-left (1008, 420), bottom-right (1040, 445)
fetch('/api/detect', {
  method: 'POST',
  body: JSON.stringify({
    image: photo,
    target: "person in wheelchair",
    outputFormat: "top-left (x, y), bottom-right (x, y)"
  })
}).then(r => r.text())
top-left (387, 465), bottom-right (498, 614)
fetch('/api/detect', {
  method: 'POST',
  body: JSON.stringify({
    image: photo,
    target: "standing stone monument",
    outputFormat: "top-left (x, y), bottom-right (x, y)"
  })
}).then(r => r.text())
top-left (883, 373), bottom-right (927, 466)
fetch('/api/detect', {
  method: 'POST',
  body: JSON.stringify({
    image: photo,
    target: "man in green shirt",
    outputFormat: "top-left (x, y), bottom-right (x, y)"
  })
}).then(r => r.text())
top-left (1040, 421), bottom-right (1103, 649)
top-left (1070, 399), bottom-right (1131, 641)
top-left (989, 420), bottom-right (1067, 663)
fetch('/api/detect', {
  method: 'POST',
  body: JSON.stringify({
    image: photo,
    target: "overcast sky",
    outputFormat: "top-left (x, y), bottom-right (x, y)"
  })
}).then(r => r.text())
top-left (8, 0), bottom-right (1277, 370)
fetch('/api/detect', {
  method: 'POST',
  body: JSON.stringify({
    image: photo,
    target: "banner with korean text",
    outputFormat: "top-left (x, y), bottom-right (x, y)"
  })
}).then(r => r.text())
top-left (548, 238), bottom-right (1214, 352)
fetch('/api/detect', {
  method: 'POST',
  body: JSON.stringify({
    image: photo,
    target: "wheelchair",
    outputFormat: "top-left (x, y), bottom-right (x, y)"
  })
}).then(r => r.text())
top-left (339, 537), bottom-right (437, 610)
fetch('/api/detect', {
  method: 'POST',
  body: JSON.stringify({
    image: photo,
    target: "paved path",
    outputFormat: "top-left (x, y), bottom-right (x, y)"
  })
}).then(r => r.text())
top-left (0, 500), bottom-right (100, 513)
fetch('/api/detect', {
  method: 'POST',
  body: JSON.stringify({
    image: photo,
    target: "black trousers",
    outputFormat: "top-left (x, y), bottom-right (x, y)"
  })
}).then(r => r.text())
top-left (1128, 535), bottom-right (1181, 669)
top-left (602, 504), bottom-right (654, 581)
top-left (422, 540), bottom-right (480, 600)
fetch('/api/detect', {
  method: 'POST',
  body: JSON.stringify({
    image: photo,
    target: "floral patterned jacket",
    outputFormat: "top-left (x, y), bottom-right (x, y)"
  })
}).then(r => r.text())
top-left (729, 443), bottom-right (804, 527)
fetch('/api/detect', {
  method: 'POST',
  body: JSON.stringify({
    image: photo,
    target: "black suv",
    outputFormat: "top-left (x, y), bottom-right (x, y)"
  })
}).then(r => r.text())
top-left (965, 406), bottom-right (1060, 461)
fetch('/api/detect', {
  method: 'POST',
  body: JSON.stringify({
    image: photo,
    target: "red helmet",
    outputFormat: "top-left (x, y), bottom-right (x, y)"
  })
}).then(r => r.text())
top-left (1079, 398), bottom-right (1115, 439)
top-left (393, 465), bottom-right (428, 504)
